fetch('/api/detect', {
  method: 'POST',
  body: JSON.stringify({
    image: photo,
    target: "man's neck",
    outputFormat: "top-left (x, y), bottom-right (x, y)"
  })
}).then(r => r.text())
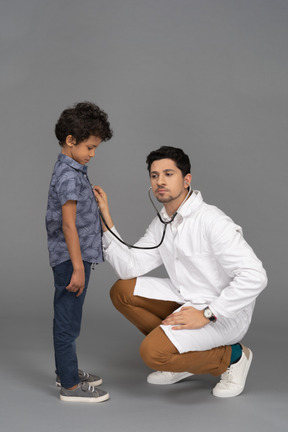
top-left (164, 189), bottom-right (191, 217)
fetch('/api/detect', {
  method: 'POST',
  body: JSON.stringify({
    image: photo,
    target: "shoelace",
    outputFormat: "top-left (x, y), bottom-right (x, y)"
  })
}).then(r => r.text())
top-left (82, 382), bottom-right (99, 394)
top-left (219, 367), bottom-right (235, 384)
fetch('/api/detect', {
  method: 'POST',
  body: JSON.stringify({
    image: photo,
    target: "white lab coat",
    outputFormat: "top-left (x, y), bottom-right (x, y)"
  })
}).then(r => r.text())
top-left (103, 191), bottom-right (267, 353)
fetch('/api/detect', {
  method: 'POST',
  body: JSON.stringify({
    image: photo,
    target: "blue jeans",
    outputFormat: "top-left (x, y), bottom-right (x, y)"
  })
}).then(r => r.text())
top-left (52, 260), bottom-right (91, 388)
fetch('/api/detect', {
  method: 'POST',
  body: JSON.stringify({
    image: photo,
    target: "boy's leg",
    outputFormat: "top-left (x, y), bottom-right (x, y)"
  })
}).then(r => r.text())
top-left (53, 260), bottom-right (91, 389)
top-left (110, 278), bottom-right (181, 336)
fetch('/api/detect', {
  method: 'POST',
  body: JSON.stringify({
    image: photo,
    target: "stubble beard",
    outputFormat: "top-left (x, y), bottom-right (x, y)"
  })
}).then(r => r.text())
top-left (155, 190), bottom-right (183, 204)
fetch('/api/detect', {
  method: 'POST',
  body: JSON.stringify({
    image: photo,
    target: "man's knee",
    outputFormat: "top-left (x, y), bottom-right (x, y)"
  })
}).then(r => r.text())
top-left (139, 331), bottom-right (172, 370)
top-left (110, 278), bottom-right (137, 309)
top-left (139, 337), bottom-right (158, 369)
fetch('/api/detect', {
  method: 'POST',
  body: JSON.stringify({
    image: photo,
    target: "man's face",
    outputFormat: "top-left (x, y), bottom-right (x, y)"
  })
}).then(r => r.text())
top-left (67, 135), bottom-right (102, 165)
top-left (150, 158), bottom-right (191, 206)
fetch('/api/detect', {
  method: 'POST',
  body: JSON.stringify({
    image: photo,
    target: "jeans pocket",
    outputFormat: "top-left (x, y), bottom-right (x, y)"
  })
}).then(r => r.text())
top-left (53, 260), bottom-right (73, 287)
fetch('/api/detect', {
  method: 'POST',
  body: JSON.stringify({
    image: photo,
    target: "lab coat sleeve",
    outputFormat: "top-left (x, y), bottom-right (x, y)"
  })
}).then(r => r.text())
top-left (102, 219), bottom-right (163, 279)
top-left (207, 214), bottom-right (268, 319)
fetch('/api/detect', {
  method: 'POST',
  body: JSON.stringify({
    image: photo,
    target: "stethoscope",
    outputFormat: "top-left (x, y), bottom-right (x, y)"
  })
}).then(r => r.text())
top-left (99, 184), bottom-right (192, 250)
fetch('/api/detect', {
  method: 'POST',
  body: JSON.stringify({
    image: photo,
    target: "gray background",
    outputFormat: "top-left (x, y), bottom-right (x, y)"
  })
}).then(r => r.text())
top-left (0, 0), bottom-right (287, 431)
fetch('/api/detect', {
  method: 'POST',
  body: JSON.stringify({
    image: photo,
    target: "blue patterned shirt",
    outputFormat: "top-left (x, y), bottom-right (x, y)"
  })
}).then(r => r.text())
top-left (46, 153), bottom-right (104, 267)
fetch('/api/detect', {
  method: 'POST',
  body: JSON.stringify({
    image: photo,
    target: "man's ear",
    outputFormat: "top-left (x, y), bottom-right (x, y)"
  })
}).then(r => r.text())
top-left (184, 173), bottom-right (192, 187)
top-left (66, 135), bottom-right (76, 147)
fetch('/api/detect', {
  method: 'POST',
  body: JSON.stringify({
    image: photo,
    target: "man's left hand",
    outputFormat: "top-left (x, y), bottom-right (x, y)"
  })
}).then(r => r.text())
top-left (162, 306), bottom-right (210, 330)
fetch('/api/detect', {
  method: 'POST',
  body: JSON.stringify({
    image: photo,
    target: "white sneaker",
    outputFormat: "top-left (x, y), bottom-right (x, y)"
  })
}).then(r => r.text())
top-left (212, 345), bottom-right (253, 398)
top-left (147, 371), bottom-right (193, 385)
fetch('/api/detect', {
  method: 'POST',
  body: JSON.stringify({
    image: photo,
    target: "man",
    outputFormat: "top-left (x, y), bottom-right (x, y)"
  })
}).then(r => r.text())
top-left (94, 146), bottom-right (267, 398)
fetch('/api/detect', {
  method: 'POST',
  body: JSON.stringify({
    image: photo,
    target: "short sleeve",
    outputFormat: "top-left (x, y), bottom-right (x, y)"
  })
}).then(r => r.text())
top-left (55, 171), bottom-right (81, 206)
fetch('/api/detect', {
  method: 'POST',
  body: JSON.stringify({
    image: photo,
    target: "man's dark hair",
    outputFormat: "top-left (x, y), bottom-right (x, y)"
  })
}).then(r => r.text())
top-left (55, 102), bottom-right (113, 146)
top-left (146, 146), bottom-right (191, 177)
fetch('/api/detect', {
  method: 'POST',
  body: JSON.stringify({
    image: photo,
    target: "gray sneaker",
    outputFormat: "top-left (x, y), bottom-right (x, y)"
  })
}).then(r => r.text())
top-left (56, 369), bottom-right (102, 388)
top-left (60, 382), bottom-right (109, 403)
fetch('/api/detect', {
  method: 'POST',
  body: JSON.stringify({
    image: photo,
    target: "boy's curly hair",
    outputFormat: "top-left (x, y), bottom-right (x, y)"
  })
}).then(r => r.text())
top-left (55, 102), bottom-right (113, 146)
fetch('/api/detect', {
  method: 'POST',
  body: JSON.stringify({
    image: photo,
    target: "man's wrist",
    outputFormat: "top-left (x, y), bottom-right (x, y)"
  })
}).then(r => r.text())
top-left (203, 307), bottom-right (217, 323)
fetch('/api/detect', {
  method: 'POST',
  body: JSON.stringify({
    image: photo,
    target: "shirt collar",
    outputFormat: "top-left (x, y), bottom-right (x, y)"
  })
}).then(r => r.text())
top-left (57, 153), bottom-right (88, 174)
top-left (160, 190), bottom-right (203, 222)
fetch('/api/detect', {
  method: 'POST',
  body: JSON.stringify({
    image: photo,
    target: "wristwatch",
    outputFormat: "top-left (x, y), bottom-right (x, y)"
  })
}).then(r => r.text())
top-left (203, 307), bottom-right (217, 323)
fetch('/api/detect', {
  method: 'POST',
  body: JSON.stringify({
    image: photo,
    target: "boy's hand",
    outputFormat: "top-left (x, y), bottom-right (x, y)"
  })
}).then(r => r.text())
top-left (66, 268), bottom-right (85, 297)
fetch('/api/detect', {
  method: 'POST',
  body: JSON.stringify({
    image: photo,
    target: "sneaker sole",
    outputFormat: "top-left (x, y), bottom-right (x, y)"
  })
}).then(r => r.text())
top-left (60, 392), bottom-right (110, 403)
top-left (147, 372), bottom-right (193, 385)
top-left (212, 350), bottom-right (253, 398)
top-left (56, 378), bottom-right (103, 388)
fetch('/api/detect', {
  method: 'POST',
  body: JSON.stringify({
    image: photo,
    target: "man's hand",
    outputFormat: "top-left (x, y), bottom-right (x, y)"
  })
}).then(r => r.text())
top-left (93, 186), bottom-right (108, 213)
top-left (93, 186), bottom-right (114, 231)
top-left (162, 306), bottom-right (210, 330)
top-left (66, 267), bottom-right (85, 297)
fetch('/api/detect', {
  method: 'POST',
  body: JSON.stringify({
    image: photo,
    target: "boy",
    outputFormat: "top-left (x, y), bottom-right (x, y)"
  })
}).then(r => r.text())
top-left (46, 102), bottom-right (113, 402)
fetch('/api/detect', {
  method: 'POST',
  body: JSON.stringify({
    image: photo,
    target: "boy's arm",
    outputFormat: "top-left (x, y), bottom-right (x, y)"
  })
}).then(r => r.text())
top-left (62, 200), bottom-right (85, 297)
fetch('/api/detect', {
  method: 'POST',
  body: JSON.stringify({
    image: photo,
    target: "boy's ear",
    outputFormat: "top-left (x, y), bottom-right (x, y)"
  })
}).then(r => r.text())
top-left (66, 135), bottom-right (76, 147)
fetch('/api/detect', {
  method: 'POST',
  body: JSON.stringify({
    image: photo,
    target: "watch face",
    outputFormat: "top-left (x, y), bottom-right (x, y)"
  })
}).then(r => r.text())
top-left (204, 308), bottom-right (212, 318)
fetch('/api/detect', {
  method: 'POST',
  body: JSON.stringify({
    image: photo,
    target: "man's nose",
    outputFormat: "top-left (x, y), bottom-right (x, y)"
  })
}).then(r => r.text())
top-left (157, 175), bottom-right (166, 185)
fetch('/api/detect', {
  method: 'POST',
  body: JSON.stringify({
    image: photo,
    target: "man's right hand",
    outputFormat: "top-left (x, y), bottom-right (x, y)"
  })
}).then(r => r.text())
top-left (93, 186), bottom-right (114, 231)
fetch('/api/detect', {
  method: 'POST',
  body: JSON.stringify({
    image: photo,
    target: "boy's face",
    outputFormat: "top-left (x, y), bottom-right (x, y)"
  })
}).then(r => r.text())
top-left (65, 135), bottom-right (102, 165)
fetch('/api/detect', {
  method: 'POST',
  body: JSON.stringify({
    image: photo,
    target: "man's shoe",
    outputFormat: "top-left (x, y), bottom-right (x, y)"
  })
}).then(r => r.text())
top-left (212, 345), bottom-right (253, 398)
top-left (147, 371), bottom-right (193, 385)
top-left (60, 382), bottom-right (109, 403)
top-left (56, 369), bottom-right (102, 388)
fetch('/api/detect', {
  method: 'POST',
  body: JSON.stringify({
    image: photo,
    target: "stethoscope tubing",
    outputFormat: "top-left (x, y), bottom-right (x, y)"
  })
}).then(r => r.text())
top-left (99, 185), bottom-right (191, 250)
top-left (99, 209), bottom-right (168, 250)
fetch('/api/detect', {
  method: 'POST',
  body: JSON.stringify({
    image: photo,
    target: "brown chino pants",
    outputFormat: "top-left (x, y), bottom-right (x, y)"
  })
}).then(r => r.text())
top-left (110, 278), bottom-right (231, 377)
